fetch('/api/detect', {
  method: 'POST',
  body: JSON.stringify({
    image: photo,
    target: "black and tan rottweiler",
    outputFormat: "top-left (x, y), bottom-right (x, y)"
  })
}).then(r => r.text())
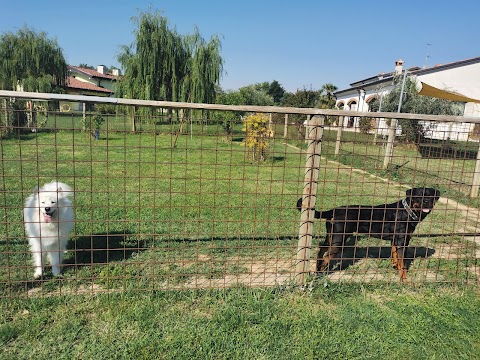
top-left (297, 187), bottom-right (440, 281)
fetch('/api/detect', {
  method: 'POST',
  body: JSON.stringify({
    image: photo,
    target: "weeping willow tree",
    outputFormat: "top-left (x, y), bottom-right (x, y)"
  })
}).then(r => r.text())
top-left (184, 27), bottom-right (223, 105)
top-left (0, 26), bottom-right (67, 92)
top-left (0, 27), bottom-right (67, 133)
top-left (116, 10), bottom-right (223, 123)
top-left (117, 12), bottom-right (186, 103)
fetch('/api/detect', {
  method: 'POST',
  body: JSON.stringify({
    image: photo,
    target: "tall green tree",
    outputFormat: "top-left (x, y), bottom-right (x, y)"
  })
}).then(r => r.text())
top-left (281, 86), bottom-right (322, 137)
top-left (268, 80), bottom-right (286, 104)
top-left (116, 10), bottom-right (223, 105)
top-left (116, 12), bottom-right (185, 102)
top-left (318, 83), bottom-right (338, 108)
top-left (78, 63), bottom-right (95, 69)
top-left (184, 27), bottom-right (224, 104)
top-left (0, 27), bottom-right (67, 134)
top-left (282, 86), bottom-right (322, 108)
top-left (213, 83), bottom-right (274, 137)
top-left (0, 26), bottom-right (67, 92)
top-left (216, 85), bottom-right (274, 107)
top-left (281, 84), bottom-right (339, 136)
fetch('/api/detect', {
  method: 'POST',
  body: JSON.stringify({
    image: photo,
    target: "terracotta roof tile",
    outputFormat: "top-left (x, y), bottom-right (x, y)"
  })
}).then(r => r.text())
top-left (66, 76), bottom-right (113, 94)
top-left (68, 66), bottom-right (117, 80)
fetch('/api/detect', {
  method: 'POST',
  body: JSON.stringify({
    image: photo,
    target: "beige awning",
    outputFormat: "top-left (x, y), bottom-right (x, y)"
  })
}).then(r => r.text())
top-left (417, 81), bottom-right (480, 104)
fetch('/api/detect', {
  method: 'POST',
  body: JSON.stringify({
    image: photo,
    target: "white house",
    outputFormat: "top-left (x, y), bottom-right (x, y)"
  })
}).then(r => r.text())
top-left (334, 57), bottom-right (480, 141)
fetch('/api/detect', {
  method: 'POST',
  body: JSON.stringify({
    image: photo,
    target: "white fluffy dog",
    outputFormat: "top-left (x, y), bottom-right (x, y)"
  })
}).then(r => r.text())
top-left (23, 181), bottom-right (74, 278)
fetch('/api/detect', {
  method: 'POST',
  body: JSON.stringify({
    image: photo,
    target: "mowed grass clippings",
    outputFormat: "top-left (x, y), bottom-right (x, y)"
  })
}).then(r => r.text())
top-left (0, 285), bottom-right (479, 359)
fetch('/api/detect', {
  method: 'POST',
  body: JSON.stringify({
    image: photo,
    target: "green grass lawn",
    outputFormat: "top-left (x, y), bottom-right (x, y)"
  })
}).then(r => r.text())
top-left (314, 128), bottom-right (480, 209)
top-left (1, 120), bottom-right (306, 295)
top-left (0, 285), bottom-right (479, 359)
top-left (0, 115), bottom-right (478, 297)
top-left (0, 113), bottom-right (479, 359)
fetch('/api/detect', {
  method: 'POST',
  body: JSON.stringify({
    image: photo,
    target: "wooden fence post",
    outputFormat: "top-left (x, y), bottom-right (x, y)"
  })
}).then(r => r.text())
top-left (304, 115), bottom-right (311, 144)
top-left (173, 108), bottom-right (185, 148)
top-left (1, 98), bottom-right (8, 129)
top-left (334, 116), bottom-right (344, 157)
top-left (27, 100), bottom-right (33, 129)
top-left (373, 118), bottom-right (381, 145)
top-left (471, 141), bottom-right (480, 198)
top-left (82, 102), bottom-right (86, 131)
top-left (383, 119), bottom-right (397, 169)
top-left (283, 114), bottom-right (288, 138)
top-left (131, 106), bottom-right (137, 132)
top-left (296, 115), bottom-right (324, 285)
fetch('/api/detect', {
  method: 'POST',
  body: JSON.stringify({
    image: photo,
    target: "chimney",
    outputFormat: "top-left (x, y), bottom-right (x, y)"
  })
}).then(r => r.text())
top-left (112, 68), bottom-right (121, 76)
top-left (394, 59), bottom-right (404, 75)
top-left (97, 65), bottom-right (106, 74)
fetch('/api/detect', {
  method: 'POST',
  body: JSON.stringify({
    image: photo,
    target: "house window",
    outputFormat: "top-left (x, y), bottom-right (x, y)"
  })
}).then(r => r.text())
top-left (348, 101), bottom-right (357, 127)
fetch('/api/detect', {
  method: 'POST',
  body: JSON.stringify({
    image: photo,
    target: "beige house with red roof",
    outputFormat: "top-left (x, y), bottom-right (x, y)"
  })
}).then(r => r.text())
top-left (61, 65), bottom-right (120, 112)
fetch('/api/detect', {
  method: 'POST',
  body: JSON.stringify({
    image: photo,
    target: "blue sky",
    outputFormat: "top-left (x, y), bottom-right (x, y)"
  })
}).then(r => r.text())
top-left (1, 1), bottom-right (478, 92)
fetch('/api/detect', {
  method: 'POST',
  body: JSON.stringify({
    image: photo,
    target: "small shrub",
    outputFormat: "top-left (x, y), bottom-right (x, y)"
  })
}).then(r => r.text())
top-left (222, 118), bottom-right (233, 142)
top-left (92, 114), bottom-right (105, 130)
top-left (242, 113), bottom-right (272, 161)
top-left (359, 117), bottom-right (375, 134)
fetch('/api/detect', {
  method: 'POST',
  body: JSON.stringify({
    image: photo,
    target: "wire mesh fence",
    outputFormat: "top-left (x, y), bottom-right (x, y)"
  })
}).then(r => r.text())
top-left (1, 92), bottom-right (479, 297)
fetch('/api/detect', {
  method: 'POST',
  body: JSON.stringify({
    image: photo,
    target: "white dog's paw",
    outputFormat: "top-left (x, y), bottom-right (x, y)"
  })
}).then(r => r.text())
top-left (51, 266), bottom-right (64, 277)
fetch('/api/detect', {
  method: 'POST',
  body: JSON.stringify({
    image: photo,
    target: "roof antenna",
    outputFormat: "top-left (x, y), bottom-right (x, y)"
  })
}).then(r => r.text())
top-left (423, 43), bottom-right (431, 68)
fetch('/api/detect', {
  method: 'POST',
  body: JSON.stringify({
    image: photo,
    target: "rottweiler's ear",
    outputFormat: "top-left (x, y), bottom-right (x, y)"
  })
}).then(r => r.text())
top-left (405, 188), bottom-right (413, 198)
top-left (296, 197), bottom-right (303, 211)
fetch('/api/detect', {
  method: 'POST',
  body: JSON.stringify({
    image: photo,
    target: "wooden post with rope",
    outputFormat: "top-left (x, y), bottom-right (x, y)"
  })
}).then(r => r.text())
top-left (296, 115), bottom-right (324, 285)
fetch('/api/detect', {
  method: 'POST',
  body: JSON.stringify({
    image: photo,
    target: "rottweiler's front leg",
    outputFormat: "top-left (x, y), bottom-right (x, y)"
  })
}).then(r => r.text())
top-left (392, 235), bottom-right (411, 282)
top-left (316, 232), bottom-right (343, 273)
top-left (391, 244), bottom-right (407, 281)
top-left (316, 245), bottom-right (329, 272)
top-left (391, 244), bottom-right (399, 268)
top-left (316, 234), bottom-right (331, 272)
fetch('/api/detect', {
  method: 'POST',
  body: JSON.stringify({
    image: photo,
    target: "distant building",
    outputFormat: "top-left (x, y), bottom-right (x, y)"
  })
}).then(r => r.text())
top-left (334, 57), bottom-right (480, 141)
top-left (61, 65), bottom-right (121, 112)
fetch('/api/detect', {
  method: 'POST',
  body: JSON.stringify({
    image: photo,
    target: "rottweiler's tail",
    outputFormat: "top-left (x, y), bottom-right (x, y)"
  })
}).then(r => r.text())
top-left (296, 197), bottom-right (327, 219)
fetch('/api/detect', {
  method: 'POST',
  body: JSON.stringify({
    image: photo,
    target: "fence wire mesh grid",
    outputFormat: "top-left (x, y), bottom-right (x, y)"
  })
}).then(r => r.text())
top-left (1, 100), bottom-right (479, 297)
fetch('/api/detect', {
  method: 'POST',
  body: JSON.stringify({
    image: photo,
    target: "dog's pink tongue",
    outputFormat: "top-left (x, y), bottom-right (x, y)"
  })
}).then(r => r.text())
top-left (422, 209), bottom-right (431, 213)
top-left (44, 214), bottom-right (52, 223)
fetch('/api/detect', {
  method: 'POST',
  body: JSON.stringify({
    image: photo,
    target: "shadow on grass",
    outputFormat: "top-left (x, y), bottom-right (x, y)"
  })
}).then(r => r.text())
top-left (270, 156), bottom-right (286, 162)
top-left (315, 241), bottom-right (436, 275)
top-left (164, 234), bottom-right (295, 244)
top-left (417, 142), bottom-right (477, 160)
top-left (64, 232), bottom-right (139, 268)
top-left (2, 233), bottom-right (141, 294)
